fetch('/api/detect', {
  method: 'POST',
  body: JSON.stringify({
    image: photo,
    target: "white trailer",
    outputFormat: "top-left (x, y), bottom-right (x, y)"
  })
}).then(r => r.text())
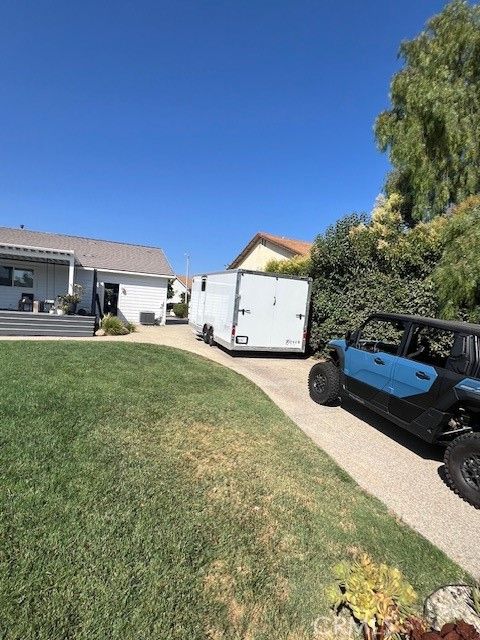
top-left (188, 269), bottom-right (312, 353)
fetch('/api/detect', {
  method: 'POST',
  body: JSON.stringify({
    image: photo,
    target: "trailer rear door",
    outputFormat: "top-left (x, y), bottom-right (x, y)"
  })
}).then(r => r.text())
top-left (270, 277), bottom-right (309, 349)
top-left (235, 273), bottom-right (275, 348)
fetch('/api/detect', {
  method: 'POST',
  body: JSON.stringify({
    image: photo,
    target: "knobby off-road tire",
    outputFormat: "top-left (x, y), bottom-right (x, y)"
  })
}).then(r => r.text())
top-left (444, 432), bottom-right (480, 509)
top-left (308, 361), bottom-right (341, 405)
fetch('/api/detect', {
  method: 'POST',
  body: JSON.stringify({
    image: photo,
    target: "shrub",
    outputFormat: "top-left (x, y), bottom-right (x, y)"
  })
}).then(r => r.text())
top-left (101, 314), bottom-right (129, 336)
top-left (172, 303), bottom-right (188, 318)
top-left (125, 321), bottom-right (137, 333)
top-left (309, 194), bottom-right (444, 352)
top-left (265, 254), bottom-right (312, 276)
top-left (327, 554), bottom-right (417, 640)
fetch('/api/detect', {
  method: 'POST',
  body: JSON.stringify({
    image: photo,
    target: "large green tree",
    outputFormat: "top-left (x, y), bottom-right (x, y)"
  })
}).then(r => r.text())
top-left (375, 0), bottom-right (480, 223)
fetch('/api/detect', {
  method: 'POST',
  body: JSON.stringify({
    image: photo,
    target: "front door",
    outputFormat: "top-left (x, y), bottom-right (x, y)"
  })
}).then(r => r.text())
top-left (345, 316), bottom-right (407, 407)
top-left (103, 283), bottom-right (119, 315)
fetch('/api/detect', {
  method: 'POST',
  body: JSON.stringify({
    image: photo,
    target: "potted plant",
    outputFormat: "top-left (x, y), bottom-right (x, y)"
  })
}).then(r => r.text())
top-left (59, 284), bottom-right (83, 315)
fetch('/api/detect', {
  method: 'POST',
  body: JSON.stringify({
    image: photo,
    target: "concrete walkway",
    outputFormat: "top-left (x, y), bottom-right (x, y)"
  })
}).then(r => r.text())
top-left (2, 324), bottom-right (479, 577)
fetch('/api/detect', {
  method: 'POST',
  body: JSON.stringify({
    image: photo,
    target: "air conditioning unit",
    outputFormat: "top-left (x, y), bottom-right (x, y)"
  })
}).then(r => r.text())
top-left (139, 311), bottom-right (156, 326)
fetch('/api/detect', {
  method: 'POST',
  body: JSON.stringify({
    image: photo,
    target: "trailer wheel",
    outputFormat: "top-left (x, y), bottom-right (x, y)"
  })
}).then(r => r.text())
top-left (207, 328), bottom-right (215, 347)
top-left (308, 361), bottom-right (340, 405)
top-left (444, 432), bottom-right (480, 509)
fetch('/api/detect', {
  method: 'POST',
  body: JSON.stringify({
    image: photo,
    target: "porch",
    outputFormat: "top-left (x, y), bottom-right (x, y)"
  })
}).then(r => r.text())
top-left (0, 241), bottom-right (96, 336)
top-left (0, 310), bottom-right (96, 337)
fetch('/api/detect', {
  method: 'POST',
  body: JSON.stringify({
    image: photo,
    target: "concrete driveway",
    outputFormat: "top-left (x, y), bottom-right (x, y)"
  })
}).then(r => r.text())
top-left (2, 323), bottom-right (479, 576)
top-left (122, 323), bottom-right (480, 578)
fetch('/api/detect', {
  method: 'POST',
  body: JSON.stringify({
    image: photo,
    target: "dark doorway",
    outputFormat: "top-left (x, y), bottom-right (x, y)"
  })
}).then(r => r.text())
top-left (103, 283), bottom-right (119, 315)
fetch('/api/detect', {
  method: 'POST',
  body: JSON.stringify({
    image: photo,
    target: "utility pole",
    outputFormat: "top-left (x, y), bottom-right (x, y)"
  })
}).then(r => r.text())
top-left (185, 253), bottom-right (190, 306)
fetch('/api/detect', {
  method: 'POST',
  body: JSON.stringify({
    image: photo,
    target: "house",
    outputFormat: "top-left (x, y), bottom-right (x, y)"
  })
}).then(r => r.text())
top-left (228, 232), bottom-right (312, 271)
top-left (0, 226), bottom-right (173, 335)
top-left (169, 275), bottom-right (192, 305)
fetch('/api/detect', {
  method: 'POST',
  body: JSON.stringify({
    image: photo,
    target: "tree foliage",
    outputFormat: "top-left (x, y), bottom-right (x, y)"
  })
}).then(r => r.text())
top-left (375, 0), bottom-right (480, 223)
top-left (309, 195), bottom-right (443, 352)
top-left (433, 195), bottom-right (480, 321)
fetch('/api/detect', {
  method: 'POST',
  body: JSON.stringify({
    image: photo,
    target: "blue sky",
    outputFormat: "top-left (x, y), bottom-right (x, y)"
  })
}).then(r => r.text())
top-left (0, 1), bottom-right (447, 274)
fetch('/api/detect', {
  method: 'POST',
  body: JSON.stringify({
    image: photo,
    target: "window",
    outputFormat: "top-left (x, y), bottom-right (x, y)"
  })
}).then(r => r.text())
top-left (357, 317), bottom-right (406, 355)
top-left (201, 277), bottom-right (206, 292)
top-left (0, 266), bottom-right (12, 286)
top-left (13, 268), bottom-right (33, 288)
top-left (405, 325), bottom-right (456, 369)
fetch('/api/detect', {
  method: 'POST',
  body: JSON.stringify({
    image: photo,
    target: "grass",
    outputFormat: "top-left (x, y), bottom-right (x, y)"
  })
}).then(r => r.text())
top-left (0, 342), bottom-right (468, 640)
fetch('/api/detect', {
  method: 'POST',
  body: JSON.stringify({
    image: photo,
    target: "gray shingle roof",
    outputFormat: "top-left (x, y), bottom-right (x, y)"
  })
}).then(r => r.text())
top-left (0, 227), bottom-right (173, 277)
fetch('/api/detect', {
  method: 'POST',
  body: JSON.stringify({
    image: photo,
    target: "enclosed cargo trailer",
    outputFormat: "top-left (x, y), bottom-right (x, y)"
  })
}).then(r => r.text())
top-left (188, 269), bottom-right (312, 353)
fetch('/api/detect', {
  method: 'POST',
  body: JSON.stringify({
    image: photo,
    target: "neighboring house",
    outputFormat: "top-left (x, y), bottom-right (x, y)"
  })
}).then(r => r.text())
top-left (0, 227), bottom-right (173, 325)
top-left (169, 275), bottom-right (192, 304)
top-left (228, 232), bottom-right (312, 271)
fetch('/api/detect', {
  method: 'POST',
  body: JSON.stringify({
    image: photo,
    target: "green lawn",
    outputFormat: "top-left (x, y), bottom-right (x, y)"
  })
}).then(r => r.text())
top-left (0, 342), bottom-right (468, 640)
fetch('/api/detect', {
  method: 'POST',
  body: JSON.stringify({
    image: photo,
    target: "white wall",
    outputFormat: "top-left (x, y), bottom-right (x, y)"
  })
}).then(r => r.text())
top-left (234, 240), bottom-right (294, 271)
top-left (0, 259), bottom-right (69, 310)
top-left (0, 260), bottom-right (168, 324)
top-left (170, 278), bottom-right (186, 304)
top-left (81, 269), bottom-right (168, 324)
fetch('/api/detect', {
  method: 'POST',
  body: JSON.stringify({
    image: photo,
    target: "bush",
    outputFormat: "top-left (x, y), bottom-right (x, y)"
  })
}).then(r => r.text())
top-left (172, 303), bottom-right (188, 318)
top-left (327, 554), bottom-right (417, 640)
top-left (101, 314), bottom-right (129, 336)
top-left (308, 194), bottom-right (444, 352)
top-left (125, 321), bottom-right (137, 333)
top-left (265, 254), bottom-right (311, 276)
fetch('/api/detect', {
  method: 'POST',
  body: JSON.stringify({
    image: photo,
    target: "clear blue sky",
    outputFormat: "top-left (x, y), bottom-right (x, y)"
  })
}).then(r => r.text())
top-left (0, 1), bottom-right (446, 274)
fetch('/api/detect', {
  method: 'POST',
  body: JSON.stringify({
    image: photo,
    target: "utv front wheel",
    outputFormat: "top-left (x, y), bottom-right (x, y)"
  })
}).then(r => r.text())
top-left (444, 432), bottom-right (480, 509)
top-left (308, 361), bottom-right (340, 405)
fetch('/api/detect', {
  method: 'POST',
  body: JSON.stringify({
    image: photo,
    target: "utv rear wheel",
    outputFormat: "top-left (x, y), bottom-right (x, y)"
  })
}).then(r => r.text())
top-left (444, 432), bottom-right (480, 509)
top-left (308, 361), bottom-right (340, 405)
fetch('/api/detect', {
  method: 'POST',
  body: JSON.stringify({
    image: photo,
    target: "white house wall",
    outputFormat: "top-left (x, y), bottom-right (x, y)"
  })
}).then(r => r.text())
top-left (0, 260), bottom-right (168, 324)
top-left (81, 269), bottom-right (168, 324)
top-left (170, 278), bottom-right (186, 304)
top-left (0, 258), bottom-right (69, 310)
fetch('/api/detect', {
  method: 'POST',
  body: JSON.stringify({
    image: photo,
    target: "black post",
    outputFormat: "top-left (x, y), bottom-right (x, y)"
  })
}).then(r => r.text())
top-left (91, 269), bottom-right (98, 316)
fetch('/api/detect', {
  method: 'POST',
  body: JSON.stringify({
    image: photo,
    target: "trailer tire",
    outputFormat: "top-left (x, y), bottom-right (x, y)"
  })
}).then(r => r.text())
top-left (444, 432), bottom-right (480, 509)
top-left (308, 361), bottom-right (340, 405)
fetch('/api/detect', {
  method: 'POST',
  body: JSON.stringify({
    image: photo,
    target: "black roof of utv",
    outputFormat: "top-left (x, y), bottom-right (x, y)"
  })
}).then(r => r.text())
top-left (371, 313), bottom-right (480, 337)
